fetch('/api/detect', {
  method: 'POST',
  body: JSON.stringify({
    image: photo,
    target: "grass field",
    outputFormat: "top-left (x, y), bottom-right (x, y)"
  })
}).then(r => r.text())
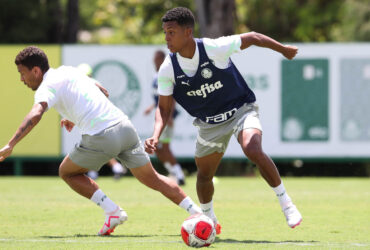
top-left (0, 176), bottom-right (369, 249)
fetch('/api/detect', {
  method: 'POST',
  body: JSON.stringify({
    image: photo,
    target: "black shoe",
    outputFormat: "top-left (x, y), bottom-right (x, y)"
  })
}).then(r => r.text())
top-left (178, 179), bottom-right (185, 186)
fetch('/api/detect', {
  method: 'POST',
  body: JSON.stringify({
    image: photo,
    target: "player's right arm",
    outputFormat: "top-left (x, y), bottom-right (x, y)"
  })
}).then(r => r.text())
top-left (0, 102), bottom-right (47, 162)
top-left (145, 95), bottom-right (174, 154)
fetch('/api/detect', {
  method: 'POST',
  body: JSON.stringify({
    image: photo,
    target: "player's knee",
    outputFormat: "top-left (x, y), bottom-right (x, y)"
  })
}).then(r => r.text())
top-left (197, 170), bottom-right (213, 182)
top-left (243, 143), bottom-right (263, 162)
top-left (58, 166), bottom-right (67, 180)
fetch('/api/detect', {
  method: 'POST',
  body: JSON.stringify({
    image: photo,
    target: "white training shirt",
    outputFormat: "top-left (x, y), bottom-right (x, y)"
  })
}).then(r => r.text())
top-left (158, 35), bottom-right (242, 96)
top-left (34, 66), bottom-right (127, 135)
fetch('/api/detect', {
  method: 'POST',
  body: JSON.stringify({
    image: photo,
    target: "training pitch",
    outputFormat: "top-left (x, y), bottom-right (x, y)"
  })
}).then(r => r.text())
top-left (0, 176), bottom-right (369, 249)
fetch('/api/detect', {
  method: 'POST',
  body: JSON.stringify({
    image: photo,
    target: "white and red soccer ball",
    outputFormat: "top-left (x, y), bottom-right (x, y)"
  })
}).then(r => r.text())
top-left (181, 213), bottom-right (216, 248)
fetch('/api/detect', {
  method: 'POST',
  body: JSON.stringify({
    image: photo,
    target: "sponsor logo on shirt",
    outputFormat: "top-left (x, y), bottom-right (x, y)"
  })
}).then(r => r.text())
top-left (200, 61), bottom-right (209, 67)
top-left (186, 81), bottom-right (223, 98)
top-left (177, 74), bottom-right (186, 79)
top-left (205, 108), bottom-right (237, 123)
top-left (181, 80), bottom-right (190, 86)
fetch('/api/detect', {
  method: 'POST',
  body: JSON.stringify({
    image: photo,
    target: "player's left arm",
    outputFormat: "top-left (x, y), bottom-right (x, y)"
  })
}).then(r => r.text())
top-left (240, 32), bottom-right (298, 60)
top-left (0, 102), bottom-right (47, 162)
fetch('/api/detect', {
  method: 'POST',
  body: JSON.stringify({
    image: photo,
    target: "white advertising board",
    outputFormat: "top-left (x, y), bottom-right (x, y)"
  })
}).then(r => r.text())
top-left (62, 43), bottom-right (370, 159)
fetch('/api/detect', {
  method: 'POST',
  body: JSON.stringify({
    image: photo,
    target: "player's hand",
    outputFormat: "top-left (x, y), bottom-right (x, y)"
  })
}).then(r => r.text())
top-left (282, 45), bottom-right (298, 60)
top-left (144, 136), bottom-right (158, 154)
top-left (0, 144), bottom-right (13, 162)
top-left (143, 107), bottom-right (152, 115)
top-left (61, 119), bottom-right (75, 132)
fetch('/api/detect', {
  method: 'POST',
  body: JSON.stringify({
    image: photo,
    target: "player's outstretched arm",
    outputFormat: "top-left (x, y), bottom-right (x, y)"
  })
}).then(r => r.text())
top-left (0, 102), bottom-right (47, 162)
top-left (240, 32), bottom-right (298, 60)
top-left (144, 95), bottom-right (174, 154)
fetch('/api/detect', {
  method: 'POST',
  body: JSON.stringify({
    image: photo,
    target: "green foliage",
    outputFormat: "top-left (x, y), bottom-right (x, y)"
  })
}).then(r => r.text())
top-left (0, 0), bottom-right (369, 43)
top-left (82, 0), bottom-right (195, 44)
top-left (0, 177), bottom-right (369, 249)
top-left (236, 0), bottom-right (346, 42)
top-left (0, 0), bottom-right (50, 43)
top-left (332, 0), bottom-right (370, 41)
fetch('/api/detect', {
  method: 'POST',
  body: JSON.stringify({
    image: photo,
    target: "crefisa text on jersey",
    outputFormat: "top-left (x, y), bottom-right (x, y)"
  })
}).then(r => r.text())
top-left (186, 81), bottom-right (224, 98)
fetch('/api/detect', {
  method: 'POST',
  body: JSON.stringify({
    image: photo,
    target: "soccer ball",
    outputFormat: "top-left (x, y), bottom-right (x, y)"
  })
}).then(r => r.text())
top-left (181, 213), bottom-right (216, 248)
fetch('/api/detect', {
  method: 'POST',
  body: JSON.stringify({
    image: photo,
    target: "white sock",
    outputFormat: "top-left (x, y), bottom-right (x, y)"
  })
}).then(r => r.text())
top-left (272, 182), bottom-right (292, 209)
top-left (90, 189), bottom-right (118, 214)
top-left (200, 200), bottom-right (217, 222)
top-left (179, 197), bottom-right (202, 215)
top-left (112, 162), bottom-right (124, 174)
top-left (87, 170), bottom-right (99, 180)
top-left (164, 162), bottom-right (176, 176)
top-left (173, 163), bottom-right (185, 179)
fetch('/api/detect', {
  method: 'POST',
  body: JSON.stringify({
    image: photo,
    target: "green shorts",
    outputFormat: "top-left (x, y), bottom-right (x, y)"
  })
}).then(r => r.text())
top-left (69, 119), bottom-right (150, 171)
top-left (193, 103), bottom-right (262, 158)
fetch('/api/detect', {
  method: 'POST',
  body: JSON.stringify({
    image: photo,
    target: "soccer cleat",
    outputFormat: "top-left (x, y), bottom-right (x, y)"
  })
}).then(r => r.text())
top-left (98, 207), bottom-right (128, 236)
top-left (283, 204), bottom-right (302, 228)
top-left (215, 223), bottom-right (222, 235)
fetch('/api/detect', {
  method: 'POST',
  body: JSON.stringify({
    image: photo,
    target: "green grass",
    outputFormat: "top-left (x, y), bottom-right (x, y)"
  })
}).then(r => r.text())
top-left (0, 176), bottom-right (369, 249)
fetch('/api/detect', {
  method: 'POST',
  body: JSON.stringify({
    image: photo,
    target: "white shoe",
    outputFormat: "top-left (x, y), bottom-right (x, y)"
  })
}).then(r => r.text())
top-left (283, 204), bottom-right (302, 228)
top-left (98, 207), bottom-right (128, 236)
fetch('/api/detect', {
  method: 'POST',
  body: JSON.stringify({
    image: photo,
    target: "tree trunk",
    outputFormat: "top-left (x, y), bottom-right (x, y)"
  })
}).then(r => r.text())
top-left (195, 0), bottom-right (235, 38)
top-left (65, 0), bottom-right (79, 43)
top-left (46, 0), bottom-right (63, 43)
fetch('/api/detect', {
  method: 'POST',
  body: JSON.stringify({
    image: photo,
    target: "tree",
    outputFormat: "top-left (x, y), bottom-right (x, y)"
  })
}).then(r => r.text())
top-left (65, 0), bottom-right (79, 43)
top-left (195, 0), bottom-right (235, 38)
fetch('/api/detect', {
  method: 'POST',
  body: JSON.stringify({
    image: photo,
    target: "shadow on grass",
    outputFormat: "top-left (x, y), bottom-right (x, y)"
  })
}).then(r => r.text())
top-left (215, 238), bottom-right (319, 245)
top-left (41, 234), bottom-right (179, 239)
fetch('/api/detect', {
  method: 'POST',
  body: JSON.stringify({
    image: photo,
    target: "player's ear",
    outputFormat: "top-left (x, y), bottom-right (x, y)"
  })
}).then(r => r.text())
top-left (185, 26), bottom-right (193, 37)
top-left (32, 66), bottom-right (43, 77)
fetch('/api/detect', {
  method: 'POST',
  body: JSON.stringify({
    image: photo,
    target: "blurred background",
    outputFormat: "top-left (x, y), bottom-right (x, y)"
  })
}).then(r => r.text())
top-left (0, 0), bottom-right (370, 177)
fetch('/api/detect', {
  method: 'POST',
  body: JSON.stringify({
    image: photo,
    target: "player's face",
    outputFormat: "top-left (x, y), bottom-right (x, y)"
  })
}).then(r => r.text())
top-left (163, 21), bottom-right (192, 53)
top-left (17, 64), bottom-right (42, 91)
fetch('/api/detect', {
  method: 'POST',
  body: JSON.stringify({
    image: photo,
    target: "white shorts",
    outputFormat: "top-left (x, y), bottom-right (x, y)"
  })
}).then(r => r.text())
top-left (193, 103), bottom-right (262, 158)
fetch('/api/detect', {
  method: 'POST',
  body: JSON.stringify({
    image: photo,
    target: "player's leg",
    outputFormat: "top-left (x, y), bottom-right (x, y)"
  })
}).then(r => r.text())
top-left (130, 161), bottom-right (201, 215)
top-left (157, 143), bottom-right (185, 185)
top-left (59, 155), bottom-right (127, 235)
top-left (237, 117), bottom-right (302, 228)
top-left (156, 125), bottom-right (185, 185)
top-left (239, 129), bottom-right (281, 187)
top-left (194, 152), bottom-right (223, 234)
top-left (118, 121), bottom-right (201, 216)
top-left (193, 121), bottom-right (233, 235)
top-left (59, 155), bottom-right (97, 198)
top-left (195, 152), bottom-right (223, 204)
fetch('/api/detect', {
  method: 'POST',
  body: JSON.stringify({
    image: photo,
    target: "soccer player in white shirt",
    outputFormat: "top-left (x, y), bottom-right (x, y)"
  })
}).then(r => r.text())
top-left (0, 46), bottom-right (202, 236)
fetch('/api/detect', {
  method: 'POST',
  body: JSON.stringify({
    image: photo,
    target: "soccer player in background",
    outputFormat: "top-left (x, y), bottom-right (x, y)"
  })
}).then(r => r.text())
top-left (145, 7), bottom-right (302, 234)
top-left (77, 63), bottom-right (127, 180)
top-left (0, 46), bottom-right (202, 236)
top-left (143, 50), bottom-right (186, 185)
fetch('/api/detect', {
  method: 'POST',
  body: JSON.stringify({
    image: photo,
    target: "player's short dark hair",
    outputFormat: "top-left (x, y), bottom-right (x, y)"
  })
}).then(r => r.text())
top-left (162, 7), bottom-right (195, 28)
top-left (15, 46), bottom-right (50, 73)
